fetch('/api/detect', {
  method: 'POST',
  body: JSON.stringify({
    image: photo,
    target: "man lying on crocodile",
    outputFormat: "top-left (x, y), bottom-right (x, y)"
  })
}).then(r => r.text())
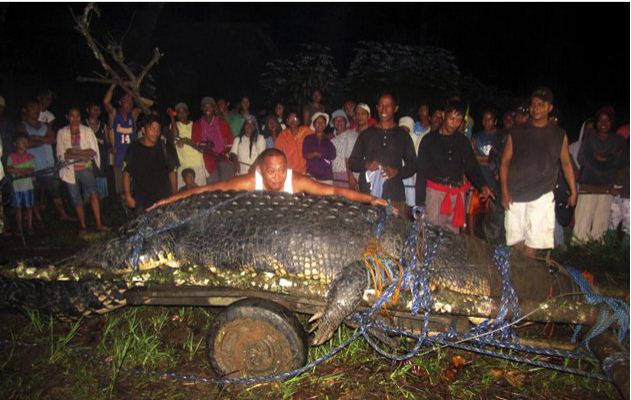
top-left (148, 148), bottom-right (392, 212)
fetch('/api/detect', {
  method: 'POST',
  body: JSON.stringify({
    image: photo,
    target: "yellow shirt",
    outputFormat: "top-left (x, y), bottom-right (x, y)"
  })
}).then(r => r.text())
top-left (175, 122), bottom-right (203, 168)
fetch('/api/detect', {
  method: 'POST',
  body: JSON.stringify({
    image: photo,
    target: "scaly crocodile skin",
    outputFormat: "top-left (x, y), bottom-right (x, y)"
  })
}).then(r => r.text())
top-left (0, 191), bottom-right (494, 341)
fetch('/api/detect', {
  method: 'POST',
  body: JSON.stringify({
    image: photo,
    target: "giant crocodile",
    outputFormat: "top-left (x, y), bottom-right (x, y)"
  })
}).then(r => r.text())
top-left (0, 190), bottom-right (628, 392)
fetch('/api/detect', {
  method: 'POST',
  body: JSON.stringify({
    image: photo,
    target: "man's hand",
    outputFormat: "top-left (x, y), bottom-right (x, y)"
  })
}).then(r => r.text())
top-left (568, 191), bottom-right (578, 207)
top-left (479, 186), bottom-right (495, 202)
top-left (501, 189), bottom-right (512, 210)
top-left (146, 201), bottom-right (162, 212)
top-left (124, 194), bottom-right (136, 209)
top-left (228, 154), bottom-right (240, 172)
top-left (369, 197), bottom-right (400, 216)
top-left (365, 161), bottom-right (380, 171)
top-left (382, 166), bottom-right (398, 179)
top-left (348, 174), bottom-right (359, 191)
top-left (146, 194), bottom-right (182, 212)
top-left (370, 197), bottom-right (388, 207)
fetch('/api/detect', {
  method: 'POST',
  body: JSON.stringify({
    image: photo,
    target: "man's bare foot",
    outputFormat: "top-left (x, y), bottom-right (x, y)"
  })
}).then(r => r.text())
top-left (96, 225), bottom-right (111, 232)
top-left (60, 215), bottom-right (78, 222)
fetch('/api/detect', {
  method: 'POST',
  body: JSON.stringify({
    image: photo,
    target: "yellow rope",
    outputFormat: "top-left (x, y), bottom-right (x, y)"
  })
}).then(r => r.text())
top-left (361, 238), bottom-right (404, 308)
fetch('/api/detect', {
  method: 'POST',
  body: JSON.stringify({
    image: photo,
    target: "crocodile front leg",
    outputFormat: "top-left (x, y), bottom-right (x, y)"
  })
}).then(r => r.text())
top-left (309, 261), bottom-right (368, 345)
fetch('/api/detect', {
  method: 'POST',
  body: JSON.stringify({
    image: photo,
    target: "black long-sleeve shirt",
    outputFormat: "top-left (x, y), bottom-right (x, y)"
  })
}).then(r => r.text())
top-left (578, 132), bottom-right (626, 186)
top-left (348, 126), bottom-right (417, 201)
top-left (415, 131), bottom-right (488, 205)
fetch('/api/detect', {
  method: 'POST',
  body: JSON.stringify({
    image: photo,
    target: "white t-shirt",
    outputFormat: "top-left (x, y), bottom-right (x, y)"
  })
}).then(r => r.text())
top-left (330, 129), bottom-right (358, 174)
top-left (39, 110), bottom-right (55, 125)
top-left (230, 135), bottom-right (266, 175)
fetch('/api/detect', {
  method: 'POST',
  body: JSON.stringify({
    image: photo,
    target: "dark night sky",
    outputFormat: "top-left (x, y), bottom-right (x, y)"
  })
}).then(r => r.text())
top-left (0, 2), bottom-right (629, 137)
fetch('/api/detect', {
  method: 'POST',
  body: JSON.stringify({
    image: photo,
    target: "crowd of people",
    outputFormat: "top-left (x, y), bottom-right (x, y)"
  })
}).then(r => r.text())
top-left (0, 85), bottom-right (628, 257)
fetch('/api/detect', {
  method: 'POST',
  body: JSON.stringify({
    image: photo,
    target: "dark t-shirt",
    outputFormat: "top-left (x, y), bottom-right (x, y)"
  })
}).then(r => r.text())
top-left (348, 125), bottom-right (417, 201)
top-left (84, 118), bottom-right (108, 176)
top-left (415, 131), bottom-right (488, 205)
top-left (123, 140), bottom-right (174, 205)
top-left (507, 122), bottom-right (565, 202)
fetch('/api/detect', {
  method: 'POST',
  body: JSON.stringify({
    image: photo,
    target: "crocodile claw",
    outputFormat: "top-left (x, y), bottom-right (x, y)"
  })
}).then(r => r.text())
top-left (308, 311), bottom-right (323, 324)
top-left (309, 261), bottom-right (367, 346)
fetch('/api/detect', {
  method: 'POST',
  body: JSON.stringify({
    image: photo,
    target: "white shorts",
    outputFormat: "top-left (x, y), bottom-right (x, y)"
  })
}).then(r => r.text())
top-left (505, 191), bottom-right (555, 249)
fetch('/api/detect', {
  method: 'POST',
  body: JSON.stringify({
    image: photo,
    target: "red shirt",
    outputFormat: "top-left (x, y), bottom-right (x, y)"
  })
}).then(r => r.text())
top-left (192, 116), bottom-right (234, 174)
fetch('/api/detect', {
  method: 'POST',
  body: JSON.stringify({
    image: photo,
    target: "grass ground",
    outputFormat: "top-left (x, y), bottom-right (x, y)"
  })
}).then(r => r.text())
top-left (0, 197), bottom-right (628, 399)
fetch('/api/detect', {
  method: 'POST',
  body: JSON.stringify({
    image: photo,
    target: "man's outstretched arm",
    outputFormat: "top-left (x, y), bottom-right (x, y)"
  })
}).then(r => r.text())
top-left (293, 173), bottom-right (388, 207)
top-left (146, 174), bottom-right (253, 211)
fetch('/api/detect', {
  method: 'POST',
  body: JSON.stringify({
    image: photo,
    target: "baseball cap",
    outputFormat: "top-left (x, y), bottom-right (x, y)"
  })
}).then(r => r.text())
top-left (516, 103), bottom-right (530, 114)
top-left (531, 87), bottom-right (554, 103)
top-left (356, 103), bottom-right (371, 117)
top-left (200, 97), bottom-right (216, 107)
top-left (174, 102), bottom-right (189, 111)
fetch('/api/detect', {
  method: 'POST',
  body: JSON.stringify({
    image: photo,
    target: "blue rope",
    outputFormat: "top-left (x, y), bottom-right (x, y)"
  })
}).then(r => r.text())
top-left (405, 206), bottom-right (435, 315)
top-left (565, 266), bottom-right (629, 350)
top-left (468, 245), bottom-right (521, 343)
top-left (601, 352), bottom-right (629, 379)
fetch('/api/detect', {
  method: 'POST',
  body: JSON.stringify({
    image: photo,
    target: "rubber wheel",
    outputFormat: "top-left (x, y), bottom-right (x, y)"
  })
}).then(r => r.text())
top-left (206, 298), bottom-right (308, 378)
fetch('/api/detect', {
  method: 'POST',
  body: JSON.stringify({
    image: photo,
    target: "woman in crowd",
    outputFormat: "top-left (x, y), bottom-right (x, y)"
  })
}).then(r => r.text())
top-left (263, 115), bottom-right (282, 148)
top-left (229, 115), bottom-right (266, 175)
top-left (302, 112), bottom-right (336, 184)
top-left (56, 107), bottom-right (110, 234)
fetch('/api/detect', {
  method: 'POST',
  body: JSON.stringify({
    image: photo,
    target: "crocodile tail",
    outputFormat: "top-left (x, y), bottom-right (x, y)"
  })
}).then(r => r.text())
top-left (0, 278), bottom-right (128, 320)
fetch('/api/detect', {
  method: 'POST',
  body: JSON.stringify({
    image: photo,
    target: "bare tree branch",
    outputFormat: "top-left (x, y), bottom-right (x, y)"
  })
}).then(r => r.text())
top-left (71, 3), bottom-right (164, 115)
top-left (77, 77), bottom-right (117, 85)
top-left (137, 48), bottom-right (162, 88)
top-left (71, 4), bottom-right (122, 82)
top-left (110, 44), bottom-right (137, 82)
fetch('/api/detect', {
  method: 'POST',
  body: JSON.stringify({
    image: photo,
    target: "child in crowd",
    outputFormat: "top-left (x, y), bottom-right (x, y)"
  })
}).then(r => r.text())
top-left (179, 168), bottom-right (198, 193)
top-left (7, 133), bottom-right (36, 235)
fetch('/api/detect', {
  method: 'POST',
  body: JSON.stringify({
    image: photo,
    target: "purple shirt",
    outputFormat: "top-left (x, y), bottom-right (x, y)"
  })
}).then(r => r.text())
top-left (302, 134), bottom-right (336, 180)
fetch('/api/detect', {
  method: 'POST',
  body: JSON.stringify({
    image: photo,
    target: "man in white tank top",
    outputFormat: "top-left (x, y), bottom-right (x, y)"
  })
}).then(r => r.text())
top-left (148, 148), bottom-right (390, 211)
